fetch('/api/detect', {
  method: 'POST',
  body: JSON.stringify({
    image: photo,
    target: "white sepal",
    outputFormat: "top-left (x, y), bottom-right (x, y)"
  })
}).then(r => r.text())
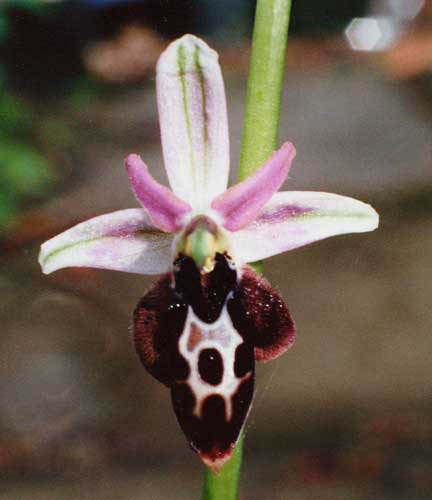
top-left (39, 208), bottom-right (173, 275)
top-left (229, 191), bottom-right (379, 263)
top-left (157, 34), bottom-right (230, 211)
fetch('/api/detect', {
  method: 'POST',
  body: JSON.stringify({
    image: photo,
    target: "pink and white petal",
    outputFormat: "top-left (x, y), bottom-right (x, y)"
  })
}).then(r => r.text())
top-left (39, 209), bottom-right (173, 275)
top-left (229, 191), bottom-right (379, 263)
top-left (157, 34), bottom-right (229, 210)
top-left (211, 142), bottom-right (296, 231)
top-left (125, 154), bottom-right (191, 232)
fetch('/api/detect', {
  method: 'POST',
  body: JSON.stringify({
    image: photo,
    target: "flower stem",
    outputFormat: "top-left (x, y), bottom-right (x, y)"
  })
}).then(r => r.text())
top-left (201, 433), bottom-right (244, 500)
top-left (201, 0), bottom-right (292, 498)
top-left (238, 0), bottom-right (293, 182)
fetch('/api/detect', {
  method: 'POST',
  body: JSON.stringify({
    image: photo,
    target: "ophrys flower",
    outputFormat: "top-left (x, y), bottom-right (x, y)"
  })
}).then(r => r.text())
top-left (39, 35), bottom-right (378, 473)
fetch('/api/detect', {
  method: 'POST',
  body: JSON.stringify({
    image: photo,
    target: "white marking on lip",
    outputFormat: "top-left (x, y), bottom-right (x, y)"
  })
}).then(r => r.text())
top-left (178, 297), bottom-right (250, 421)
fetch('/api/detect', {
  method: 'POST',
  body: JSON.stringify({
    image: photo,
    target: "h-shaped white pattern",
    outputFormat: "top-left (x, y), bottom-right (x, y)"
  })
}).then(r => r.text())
top-left (178, 299), bottom-right (249, 421)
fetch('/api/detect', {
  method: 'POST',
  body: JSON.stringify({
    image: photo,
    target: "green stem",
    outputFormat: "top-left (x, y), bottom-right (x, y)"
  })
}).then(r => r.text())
top-left (238, 0), bottom-right (292, 181)
top-left (202, 0), bottom-right (292, 499)
top-left (201, 433), bottom-right (244, 500)
top-left (238, 0), bottom-right (292, 271)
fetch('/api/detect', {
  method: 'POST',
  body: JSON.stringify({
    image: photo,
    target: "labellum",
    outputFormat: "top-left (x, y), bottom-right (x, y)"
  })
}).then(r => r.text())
top-left (133, 216), bottom-right (295, 472)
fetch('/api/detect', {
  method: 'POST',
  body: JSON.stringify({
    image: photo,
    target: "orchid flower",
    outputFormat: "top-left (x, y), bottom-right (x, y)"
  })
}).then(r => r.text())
top-left (39, 35), bottom-right (378, 473)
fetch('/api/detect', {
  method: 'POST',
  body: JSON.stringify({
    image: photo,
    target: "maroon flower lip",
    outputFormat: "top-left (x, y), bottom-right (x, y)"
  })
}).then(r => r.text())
top-left (134, 253), bottom-right (294, 469)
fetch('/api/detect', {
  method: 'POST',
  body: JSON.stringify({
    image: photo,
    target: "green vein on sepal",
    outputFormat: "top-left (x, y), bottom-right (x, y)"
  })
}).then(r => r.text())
top-left (296, 211), bottom-right (375, 220)
top-left (40, 236), bottom-right (102, 267)
top-left (39, 230), bottom-right (162, 268)
top-left (194, 44), bottom-right (209, 186)
top-left (177, 43), bottom-right (196, 193)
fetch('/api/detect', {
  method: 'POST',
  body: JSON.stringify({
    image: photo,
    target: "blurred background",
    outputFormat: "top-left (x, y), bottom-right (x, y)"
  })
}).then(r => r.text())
top-left (1, 0), bottom-right (432, 498)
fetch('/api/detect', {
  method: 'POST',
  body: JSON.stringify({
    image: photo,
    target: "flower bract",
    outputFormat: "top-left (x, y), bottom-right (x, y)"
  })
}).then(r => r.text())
top-left (39, 34), bottom-right (378, 473)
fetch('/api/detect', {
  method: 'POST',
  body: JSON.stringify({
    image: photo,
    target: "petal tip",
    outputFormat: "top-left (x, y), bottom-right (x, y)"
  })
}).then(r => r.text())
top-left (366, 204), bottom-right (380, 231)
top-left (280, 141), bottom-right (297, 161)
top-left (157, 34), bottom-right (218, 75)
top-left (351, 199), bottom-right (379, 232)
top-left (124, 153), bottom-right (147, 173)
top-left (38, 250), bottom-right (50, 274)
top-left (38, 242), bottom-right (54, 274)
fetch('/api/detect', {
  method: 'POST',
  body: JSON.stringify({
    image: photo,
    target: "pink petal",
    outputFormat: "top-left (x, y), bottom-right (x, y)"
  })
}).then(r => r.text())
top-left (211, 142), bottom-right (296, 231)
top-left (39, 208), bottom-right (173, 275)
top-left (229, 191), bottom-right (379, 263)
top-left (125, 154), bottom-right (192, 232)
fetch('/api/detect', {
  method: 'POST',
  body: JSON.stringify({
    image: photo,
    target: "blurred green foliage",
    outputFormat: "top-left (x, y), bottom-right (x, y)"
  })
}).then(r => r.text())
top-left (0, 90), bottom-right (33, 136)
top-left (0, 88), bottom-right (58, 230)
top-left (1, 143), bottom-right (55, 197)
